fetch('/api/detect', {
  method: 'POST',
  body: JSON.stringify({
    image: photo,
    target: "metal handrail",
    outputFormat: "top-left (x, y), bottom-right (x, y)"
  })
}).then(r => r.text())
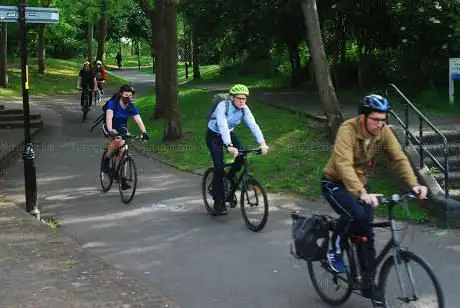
top-left (386, 84), bottom-right (450, 198)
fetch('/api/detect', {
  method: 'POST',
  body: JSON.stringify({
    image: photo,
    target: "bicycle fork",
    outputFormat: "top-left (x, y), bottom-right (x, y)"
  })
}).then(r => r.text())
top-left (390, 220), bottom-right (419, 302)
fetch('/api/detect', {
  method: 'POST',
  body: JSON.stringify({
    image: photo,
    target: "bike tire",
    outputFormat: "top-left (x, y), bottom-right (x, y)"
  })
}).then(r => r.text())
top-left (119, 156), bottom-right (137, 204)
top-left (307, 245), bottom-right (353, 306)
top-left (201, 167), bottom-right (217, 216)
top-left (82, 91), bottom-right (89, 122)
top-left (240, 176), bottom-right (269, 232)
top-left (99, 150), bottom-right (113, 192)
top-left (378, 250), bottom-right (445, 308)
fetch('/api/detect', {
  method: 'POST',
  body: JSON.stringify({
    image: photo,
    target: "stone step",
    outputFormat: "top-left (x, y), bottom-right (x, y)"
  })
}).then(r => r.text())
top-left (425, 156), bottom-right (460, 172)
top-left (0, 119), bottom-right (44, 129)
top-left (0, 105), bottom-right (4, 110)
top-left (0, 113), bottom-right (41, 121)
top-left (434, 171), bottom-right (460, 186)
top-left (0, 109), bottom-right (24, 115)
top-left (416, 130), bottom-right (460, 145)
top-left (423, 143), bottom-right (460, 156)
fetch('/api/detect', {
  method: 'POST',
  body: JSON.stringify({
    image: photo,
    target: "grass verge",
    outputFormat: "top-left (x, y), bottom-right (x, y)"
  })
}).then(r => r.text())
top-left (42, 216), bottom-right (60, 229)
top-left (0, 58), bottom-right (127, 99)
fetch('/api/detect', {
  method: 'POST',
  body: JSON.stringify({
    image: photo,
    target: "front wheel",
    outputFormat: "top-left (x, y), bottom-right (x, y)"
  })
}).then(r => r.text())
top-left (99, 150), bottom-right (113, 192)
top-left (378, 250), bottom-right (445, 308)
top-left (307, 245), bottom-right (353, 306)
top-left (240, 177), bottom-right (268, 232)
top-left (118, 156), bottom-right (137, 204)
top-left (81, 91), bottom-right (90, 122)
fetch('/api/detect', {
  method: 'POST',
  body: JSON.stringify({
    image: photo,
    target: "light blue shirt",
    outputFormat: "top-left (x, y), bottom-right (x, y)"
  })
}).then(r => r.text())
top-left (207, 100), bottom-right (266, 145)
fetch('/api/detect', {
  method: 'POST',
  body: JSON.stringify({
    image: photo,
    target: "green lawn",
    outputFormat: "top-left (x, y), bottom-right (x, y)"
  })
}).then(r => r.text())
top-left (131, 88), bottom-right (330, 197)
top-left (0, 58), bottom-right (127, 99)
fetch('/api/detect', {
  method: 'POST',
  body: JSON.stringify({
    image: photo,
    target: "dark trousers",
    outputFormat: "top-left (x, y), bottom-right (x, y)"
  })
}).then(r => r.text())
top-left (81, 87), bottom-right (93, 107)
top-left (205, 129), bottom-right (244, 204)
top-left (321, 179), bottom-right (375, 274)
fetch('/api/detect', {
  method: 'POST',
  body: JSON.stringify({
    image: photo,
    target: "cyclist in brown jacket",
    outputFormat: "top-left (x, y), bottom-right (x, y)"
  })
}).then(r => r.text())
top-left (321, 94), bottom-right (428, 306)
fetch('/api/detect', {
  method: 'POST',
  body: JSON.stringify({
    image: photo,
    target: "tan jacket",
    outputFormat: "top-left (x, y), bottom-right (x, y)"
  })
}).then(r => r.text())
top-left (323, 117), bottom-right (418, 196)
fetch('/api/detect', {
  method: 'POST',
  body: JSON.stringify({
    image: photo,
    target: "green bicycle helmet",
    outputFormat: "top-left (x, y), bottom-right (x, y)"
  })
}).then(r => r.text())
top-left (229, 84), bottom-right (249, 96)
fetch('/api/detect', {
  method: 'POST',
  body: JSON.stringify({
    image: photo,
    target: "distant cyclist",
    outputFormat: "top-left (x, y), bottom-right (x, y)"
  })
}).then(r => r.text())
top-left (77, 61), bottom-right (97, 107)
top-left (94, 60), bottom-right (107, 95)
top-left (206, 84), bottom-right (269, 215)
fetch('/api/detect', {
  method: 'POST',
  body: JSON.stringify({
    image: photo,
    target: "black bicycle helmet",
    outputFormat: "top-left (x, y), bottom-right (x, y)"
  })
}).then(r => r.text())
top-left (119, 84), bottom-right (135, 95)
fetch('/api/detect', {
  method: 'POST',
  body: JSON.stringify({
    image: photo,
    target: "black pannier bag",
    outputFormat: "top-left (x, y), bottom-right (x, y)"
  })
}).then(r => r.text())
top-left (290, 212), bottom-right (330, 261)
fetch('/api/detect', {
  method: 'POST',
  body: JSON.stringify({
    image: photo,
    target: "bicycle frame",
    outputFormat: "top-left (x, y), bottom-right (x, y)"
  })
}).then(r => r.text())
top-left (109, 135), bottom-right (138, 177)
top-left (223, 149), bottom-right (260, 202)
top-left (345, 196), bottom-right (413, 291)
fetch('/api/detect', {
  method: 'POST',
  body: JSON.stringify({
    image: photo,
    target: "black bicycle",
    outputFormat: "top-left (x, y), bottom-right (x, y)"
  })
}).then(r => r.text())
top-left (81, 87), bottom-right (92, 122)
top-left (303, 193), bottom-right (444, 307)
top-left (99, 134), bottom-right (142, 204)
top-left (201, 148), bottom-right (269, 232)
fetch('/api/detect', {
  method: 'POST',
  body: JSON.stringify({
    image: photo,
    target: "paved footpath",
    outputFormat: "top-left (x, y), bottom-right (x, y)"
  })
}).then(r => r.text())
top-left (0, 70), bottom-right (459, 307)
top-left (0, 198), bottom-right (177, 308)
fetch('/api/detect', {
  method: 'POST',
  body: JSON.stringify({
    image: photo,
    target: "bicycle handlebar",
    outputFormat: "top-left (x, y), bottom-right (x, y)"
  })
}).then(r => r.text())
top-left (237, 148), bottom-right (262, 156)
top-left (119, 134), bottom-right (145, 141)
top-left (378, 192), bottom-right (417, 206)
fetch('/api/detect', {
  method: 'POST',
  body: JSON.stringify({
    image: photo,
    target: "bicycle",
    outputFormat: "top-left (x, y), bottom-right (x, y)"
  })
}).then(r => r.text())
top-left (81, 87), bottom-right (92, 122)
top-left (94, 82), bottom-right (104, 107)
top-left (99, 133), bottom-right (143, 204)
top-left (201, 148), bottom-right (269, 232)
top-left (299, 192), bottom-right (444, 307)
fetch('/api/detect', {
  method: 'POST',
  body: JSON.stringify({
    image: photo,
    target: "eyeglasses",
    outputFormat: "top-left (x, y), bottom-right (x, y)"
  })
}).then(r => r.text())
top-left (368, 116), bottom-right (387, 124)
top-left (235, 96), bottom-right (247, 101)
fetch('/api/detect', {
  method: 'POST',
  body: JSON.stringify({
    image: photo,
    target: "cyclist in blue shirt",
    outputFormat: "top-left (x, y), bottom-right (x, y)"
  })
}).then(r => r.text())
top-left (101, 85), bottom-right (149, 189)
top-left (206, 84), bottom-right (269, 215)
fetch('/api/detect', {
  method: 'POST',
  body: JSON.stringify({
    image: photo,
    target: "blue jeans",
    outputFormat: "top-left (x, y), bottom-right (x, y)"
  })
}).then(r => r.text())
top-left (321, 179), bottom-right (375, 274)
top-left (205, 129), bottom-right (244, 205)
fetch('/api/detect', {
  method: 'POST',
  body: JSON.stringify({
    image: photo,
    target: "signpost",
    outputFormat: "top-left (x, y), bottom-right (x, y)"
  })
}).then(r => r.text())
top-left (0, 3), bottom-right (59, 219)
top-left (449, 58), bottom-right (460, 104)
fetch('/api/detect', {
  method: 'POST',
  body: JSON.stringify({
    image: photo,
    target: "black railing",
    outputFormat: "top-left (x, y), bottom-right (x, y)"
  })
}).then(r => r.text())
top-left (386, 84), bottom-right (450, 198)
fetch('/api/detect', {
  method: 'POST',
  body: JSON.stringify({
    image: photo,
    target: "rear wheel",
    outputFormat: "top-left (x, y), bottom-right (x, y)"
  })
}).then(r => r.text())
top-left (119, 156), bottom-right (137, 204)
top-left (307, 245), bottom-right (353, 306)
top-left (202, 167), bottom-right (216, 216)
top-left (240, 177), bottom-right (269, 232)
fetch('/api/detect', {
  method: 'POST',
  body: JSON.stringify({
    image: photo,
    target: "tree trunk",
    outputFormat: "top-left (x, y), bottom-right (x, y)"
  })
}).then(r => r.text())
top-left (87, 22), bottom-right (94, 62)
top-left (139, 0), bottom-right (162, 114)
top-left (161, 0), bottom-right (181, 141)
top-left (37, 24), bottom-right (46, 75)
top-left (184, 21), bottom-right (190, 79)
top-left (191, 28), bottom-right (200, 79)
top-left (0, 23), bottom-right (8, 88)
top-left (301, 0), bottom-right (343, 141)
top-left (96, 0), bottom-right (109, 62)
top-left (37, 0), bottom-right (51, 75)
top-left (288, 42), bottom-right (302, 87)
top-left (152, 0), bottom-right (167, 120)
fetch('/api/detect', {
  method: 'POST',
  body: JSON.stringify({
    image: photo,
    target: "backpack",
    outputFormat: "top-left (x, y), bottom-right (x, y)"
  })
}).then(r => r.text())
top-left (290, 212), bottom-right (330, 261)
top-left (90, 94), bottom-right (133, 132)
top-left (208, 93), bottom-right (244, 120)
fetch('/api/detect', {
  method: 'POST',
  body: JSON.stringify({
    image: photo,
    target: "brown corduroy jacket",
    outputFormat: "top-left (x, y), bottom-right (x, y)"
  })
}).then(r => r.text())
top-left (323, 117), bottom-right (418, 196)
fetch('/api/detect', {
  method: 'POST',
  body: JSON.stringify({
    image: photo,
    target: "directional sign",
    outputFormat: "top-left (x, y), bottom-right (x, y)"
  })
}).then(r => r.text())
top-left (0, 6), bottom-right (59, 24)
